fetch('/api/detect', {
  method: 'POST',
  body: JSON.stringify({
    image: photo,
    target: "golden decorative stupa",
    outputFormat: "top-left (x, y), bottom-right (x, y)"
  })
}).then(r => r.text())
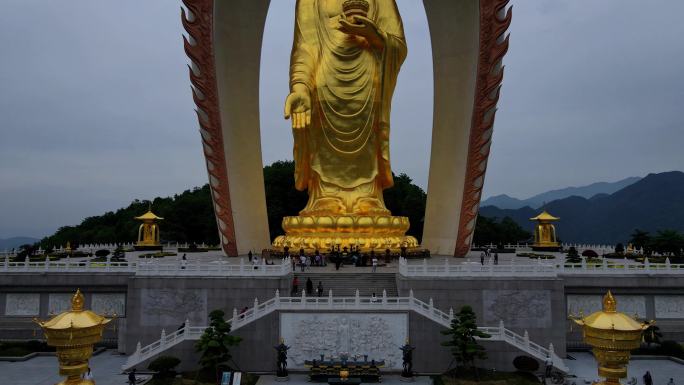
top-left (134, 206), bottom-right (163, 251)
top-left (530, 210), bottom-right (560, 251)
top-left (570, 291), bottom-right (649, 385)
top-left (35, 289), bottom-right (111, 385)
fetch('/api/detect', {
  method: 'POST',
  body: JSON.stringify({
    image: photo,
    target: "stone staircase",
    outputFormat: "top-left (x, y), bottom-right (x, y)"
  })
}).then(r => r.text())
top-left (293, 272), bottom-right (398, 297)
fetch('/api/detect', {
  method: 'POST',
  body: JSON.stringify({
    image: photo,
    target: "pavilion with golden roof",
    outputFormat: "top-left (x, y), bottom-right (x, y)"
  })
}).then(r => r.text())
top-left (530, 210), bottom-right (561, 251)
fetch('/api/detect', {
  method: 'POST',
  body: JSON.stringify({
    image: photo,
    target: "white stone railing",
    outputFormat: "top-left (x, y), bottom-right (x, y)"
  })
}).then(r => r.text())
top-left (399, 257), bottom-right (558, 277)
top-left (122, 290), bottom-right (568, 373)
top-left (398, 257), bottom-right (684, 277)
top-left (0, 256), bottom-right (292, 277)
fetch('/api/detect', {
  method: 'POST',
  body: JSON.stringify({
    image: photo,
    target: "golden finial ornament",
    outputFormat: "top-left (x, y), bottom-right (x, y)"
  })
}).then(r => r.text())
top-left (35, 289), bottom-right (111, 385)
top-left (569, 291), bottom-right (650, 385)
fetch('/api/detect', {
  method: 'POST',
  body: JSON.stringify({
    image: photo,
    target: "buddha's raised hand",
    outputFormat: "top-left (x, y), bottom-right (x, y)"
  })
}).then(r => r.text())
top-left (284, 83), bottom-right (312, 129)
top-left (338, 15), bottom-right (386, 50)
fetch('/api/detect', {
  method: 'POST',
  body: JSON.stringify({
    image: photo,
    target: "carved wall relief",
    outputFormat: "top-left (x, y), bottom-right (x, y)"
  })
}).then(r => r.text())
top-left (280, 313), bottom-right (408, 369)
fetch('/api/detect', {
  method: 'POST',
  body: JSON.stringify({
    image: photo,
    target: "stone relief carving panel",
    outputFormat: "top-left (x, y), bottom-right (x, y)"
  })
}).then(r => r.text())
top-left (483, 290), bottom-right (551, 328)
top-left (567, 295), bottom-right (602, 317)
top-left (568, 295), bottom-right (645, 318)
top-left (48, 293), bottom-right (72, 315)
top-left (655, 296), bottom-right (684, 319)
top-left (92, 293), bottom-right (126, 317)
top-left (140, 289), bottom-right (207, 326)
top-left (5, 293), bottom-right (40, 316)
top-left (280, 313), bottom-right (407, 369)
top-left (615, 295), bottom-right (646, 318)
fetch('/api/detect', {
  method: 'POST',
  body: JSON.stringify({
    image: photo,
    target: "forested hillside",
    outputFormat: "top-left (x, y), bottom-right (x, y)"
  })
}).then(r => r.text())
top-left (40, 161), bottom-right (430, 247)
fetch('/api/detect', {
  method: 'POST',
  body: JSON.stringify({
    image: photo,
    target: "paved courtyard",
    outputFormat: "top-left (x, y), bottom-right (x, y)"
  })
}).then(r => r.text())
top-left (565, 352), bottom-right (684, 384)
top-left (1, 351), bottom-right (683, 385)
top-left (0, 351), bottom-right (150, 385)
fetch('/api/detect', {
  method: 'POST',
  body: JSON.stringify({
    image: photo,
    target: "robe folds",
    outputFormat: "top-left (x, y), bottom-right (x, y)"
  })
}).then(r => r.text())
top-left (289, 0), bottom-right (407, 193)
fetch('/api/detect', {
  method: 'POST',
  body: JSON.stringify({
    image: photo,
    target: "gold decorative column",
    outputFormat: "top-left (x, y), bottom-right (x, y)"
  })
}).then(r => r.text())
top-left (134, 207), bottom-right (163, 251)
top-left (570, 291), bottom-right (649, 385)
top-left (35, 289), bottom-right (111, 385)
top-left (530, 210), bottom-right (560, 251)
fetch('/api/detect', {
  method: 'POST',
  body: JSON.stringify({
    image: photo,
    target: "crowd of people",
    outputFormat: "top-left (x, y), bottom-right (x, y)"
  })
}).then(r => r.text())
top-left (281, 245), bottom-right (398, 272)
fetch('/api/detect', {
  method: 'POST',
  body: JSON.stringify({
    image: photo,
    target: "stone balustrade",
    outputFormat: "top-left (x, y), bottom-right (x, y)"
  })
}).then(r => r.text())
top-left (398, 257), bottom-right (684, 277)
top-left (0, 255), bottom-right (292, 277)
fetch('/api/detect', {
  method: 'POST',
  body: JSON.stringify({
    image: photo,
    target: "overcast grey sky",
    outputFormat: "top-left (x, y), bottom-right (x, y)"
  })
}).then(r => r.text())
top-left (1, 0), bottom-right (683, 239)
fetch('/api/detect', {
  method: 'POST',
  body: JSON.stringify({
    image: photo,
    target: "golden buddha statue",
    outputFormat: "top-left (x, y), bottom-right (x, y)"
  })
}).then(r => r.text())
top-left (273, 0), bottom-right (417, 251)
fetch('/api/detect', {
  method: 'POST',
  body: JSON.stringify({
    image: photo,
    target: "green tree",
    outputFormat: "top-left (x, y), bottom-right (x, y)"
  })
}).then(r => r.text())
top-left (629, 229), bottom-right (650, 251)
top-left (643, 323), bottom-right (662, 348)
top-left (195, 310), bottom-right (242, 383)
top-left (441, 305), bottom-right (491, 378)
top-left (383, 173), bottom-right (427, 242)
top-left (263, 161), bottom-right (308, 241)
top-left (649, 230), bottom-right (684, 256)
top-left (615, 243), bottom-right (625, 254)
top-left (473, 216), bottom-right (532, 246)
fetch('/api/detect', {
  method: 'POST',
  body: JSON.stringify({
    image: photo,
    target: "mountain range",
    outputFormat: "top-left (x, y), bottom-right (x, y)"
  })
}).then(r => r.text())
top-left (481, 176), bottom-right (641, 209)
top-left (479, 171), bottom-right (684, 244)
top-left (0, 237), bottom-right (39, 250)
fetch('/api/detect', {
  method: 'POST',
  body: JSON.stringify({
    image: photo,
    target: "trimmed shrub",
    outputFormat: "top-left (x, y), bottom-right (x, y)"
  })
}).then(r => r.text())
top-left (660, 340), bottom-right (684, 359)
top-left (148, 355), bottom-right (181, 378)
top-left (95, 249), bottom-right (110, 258)
top-left (513, 355), bottom-right (539, 372)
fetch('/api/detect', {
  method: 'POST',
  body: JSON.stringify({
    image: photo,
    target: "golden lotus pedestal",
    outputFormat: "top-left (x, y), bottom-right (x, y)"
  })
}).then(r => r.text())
top-left (273, 215), bottom-right (419, 251)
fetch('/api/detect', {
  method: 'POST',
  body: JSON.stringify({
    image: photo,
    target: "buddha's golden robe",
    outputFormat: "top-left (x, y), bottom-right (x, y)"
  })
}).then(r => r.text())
top-left (289, 0), bottom-right (407, 215)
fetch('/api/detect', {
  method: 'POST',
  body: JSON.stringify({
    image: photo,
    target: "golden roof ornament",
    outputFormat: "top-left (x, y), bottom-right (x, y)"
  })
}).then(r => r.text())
top-left (35, 289), bottom-right (112, 385)
top-left (569, 291), bottom-right (650, 385)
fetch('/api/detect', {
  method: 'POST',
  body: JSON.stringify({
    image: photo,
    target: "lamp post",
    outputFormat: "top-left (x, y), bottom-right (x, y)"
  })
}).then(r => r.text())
top-left (35, 289), bottom-right (111, 385)
top-left (570, 291), bottom-right (649, 385)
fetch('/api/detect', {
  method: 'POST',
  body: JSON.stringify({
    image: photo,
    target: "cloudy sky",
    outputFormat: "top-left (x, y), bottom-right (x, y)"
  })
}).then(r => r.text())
top-left (1, 0), bottom-right (683, 239)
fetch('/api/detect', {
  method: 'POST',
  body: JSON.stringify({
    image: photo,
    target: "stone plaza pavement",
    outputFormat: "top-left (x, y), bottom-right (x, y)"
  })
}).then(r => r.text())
top-left (0, 350), bottom-right (150, 385)
top-left (257, 374), bottom-right (433, 385)
top-left (566, 352), bottom-right (684, 384)
top-left (2, 351), bottom-right (682, 385)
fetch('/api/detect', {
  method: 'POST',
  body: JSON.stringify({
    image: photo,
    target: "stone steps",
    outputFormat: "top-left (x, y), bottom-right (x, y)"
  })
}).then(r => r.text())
top-left (291, 272), bottom-right (398, 297)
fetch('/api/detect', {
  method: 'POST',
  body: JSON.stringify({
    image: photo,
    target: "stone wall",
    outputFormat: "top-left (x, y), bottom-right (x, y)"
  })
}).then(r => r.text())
top-left (397, 275), bottom-right (567, 357)
top-left (0, 273), bottom-right (129, 342)
top-left (125, 276), bottom-right (290, 355)
top-left (563, 275), bottom-right (684, 345)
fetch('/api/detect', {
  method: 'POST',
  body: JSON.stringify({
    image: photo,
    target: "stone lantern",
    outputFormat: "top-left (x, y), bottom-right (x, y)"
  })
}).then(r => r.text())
top-left (570, 291), bottom-right (649, 385)
top-left (35, 289), bottom-right (111, 385)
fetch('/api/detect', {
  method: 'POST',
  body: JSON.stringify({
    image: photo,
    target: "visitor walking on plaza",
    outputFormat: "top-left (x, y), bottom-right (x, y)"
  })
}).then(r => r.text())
top-left (82, 367), bottom-right (93, 381)
top-left (371, 292), bottom-right (378, 303)
top-left (372, 254), bottom-right (378, 273)
top-left (317, 281), bottom-right (324, 297)
top-left (299, 254), bottom-right (306, 272)
top-left (181, 253), bottom-right (187, 269)
top-left (292, 276), bottom-right (299, 295)
top-left (667, 378), bottom-right (675, 385)
top-left (494, 252), bottom-right (499, 265)
top-left (128, 369), bottom-right (136, 385)
top-left (306, 277), bottom-right (313, 295)
top-left (480, 251), bottom-right (485, 265)
top-left (643, 371), bottom-right (653, 385)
